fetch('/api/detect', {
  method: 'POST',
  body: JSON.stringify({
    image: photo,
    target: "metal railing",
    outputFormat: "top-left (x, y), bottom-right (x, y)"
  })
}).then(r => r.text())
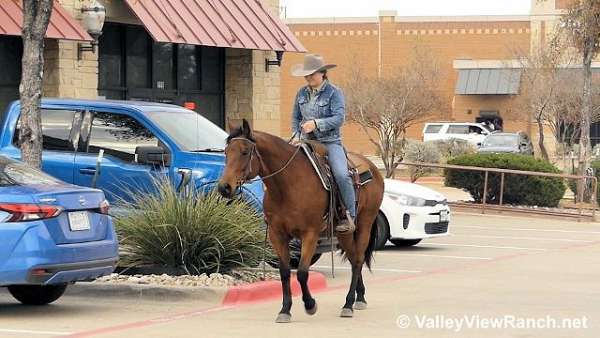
top-left (401, 162), bottom-right (598, 221)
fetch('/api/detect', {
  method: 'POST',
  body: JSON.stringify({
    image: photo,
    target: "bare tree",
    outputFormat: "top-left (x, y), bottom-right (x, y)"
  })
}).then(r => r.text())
top-left (18, 0), bottom-right (54, 168)
top-left (510, 37), bottom-right (566, 161)
top-left (561, 0), bottom-right (600, 180)
top-left (342, 47), bottom-right (446, 178)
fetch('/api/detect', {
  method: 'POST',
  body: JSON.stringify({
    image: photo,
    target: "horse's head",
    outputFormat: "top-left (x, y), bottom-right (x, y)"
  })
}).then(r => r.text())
top-left (218, 119), bottom-right (261, 199)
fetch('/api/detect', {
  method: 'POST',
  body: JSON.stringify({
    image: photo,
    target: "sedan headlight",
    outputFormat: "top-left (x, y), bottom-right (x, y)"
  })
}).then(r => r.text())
top-left (387, 193), bottom-right (427, 207)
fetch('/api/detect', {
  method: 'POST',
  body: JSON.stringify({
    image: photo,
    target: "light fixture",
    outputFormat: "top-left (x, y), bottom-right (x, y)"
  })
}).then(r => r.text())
top-left (265, 50), bottom-right (284, 72)
top-left (77, 0), bottom-right (106, 60)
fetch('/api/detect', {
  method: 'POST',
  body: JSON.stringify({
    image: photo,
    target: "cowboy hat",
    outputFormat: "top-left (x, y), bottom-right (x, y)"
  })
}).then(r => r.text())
top-left (291, 54), bottom-right (337, 77)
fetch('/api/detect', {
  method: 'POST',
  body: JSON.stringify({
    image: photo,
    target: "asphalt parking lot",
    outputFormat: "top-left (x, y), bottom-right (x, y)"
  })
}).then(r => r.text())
top-left (1, 211), bottom-right (599, 337)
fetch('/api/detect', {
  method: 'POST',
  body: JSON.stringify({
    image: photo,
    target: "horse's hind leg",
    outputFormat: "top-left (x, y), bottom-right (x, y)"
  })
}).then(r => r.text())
top-left (297, 231), bottom-right (319, 315)
top-left (354, 272), bottom-right (368, 310)
top-left (269, 226), bottom-right (293, 323)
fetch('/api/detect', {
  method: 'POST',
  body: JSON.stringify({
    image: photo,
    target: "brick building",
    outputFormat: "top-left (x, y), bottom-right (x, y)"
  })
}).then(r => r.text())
top-left (0, 0), bottom-right (299, 136)
top-left (279, 0), bottom-right (584, 155)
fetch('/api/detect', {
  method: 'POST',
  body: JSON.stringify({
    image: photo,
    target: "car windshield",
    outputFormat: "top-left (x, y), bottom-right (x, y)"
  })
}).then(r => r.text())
top-left (482, 135), bottom-right (519, 147)
top-left (146, 110), bottom-right (227, 152)
top-left (0, 159), bottom-right (62, 186)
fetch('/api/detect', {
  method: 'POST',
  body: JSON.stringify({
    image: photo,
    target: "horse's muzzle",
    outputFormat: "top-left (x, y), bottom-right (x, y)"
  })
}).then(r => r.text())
top-left (217, 182), bottom-right (233, 199)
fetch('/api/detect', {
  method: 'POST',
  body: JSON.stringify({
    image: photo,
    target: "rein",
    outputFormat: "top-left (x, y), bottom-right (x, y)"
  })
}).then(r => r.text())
top-left (226, 136), bottom-right (302, 184)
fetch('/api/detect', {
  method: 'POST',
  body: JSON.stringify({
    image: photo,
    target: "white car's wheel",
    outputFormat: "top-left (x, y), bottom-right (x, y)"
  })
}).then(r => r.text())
top-left (373, 213), bottom-right (390, 250)
top-left (390, 239), bottom-right (422, 247)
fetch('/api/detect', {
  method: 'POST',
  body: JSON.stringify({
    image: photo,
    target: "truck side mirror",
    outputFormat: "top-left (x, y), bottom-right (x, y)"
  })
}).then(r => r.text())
top-left (136, 146), bottom-right (170, 166)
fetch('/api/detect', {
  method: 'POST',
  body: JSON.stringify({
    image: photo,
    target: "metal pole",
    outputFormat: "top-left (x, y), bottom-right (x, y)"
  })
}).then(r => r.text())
top-left (592, 177), bottom-right (598, 221)
top-left (499, 172), bottom-right (505, 206)
top-left (482, 171), bottom-right (489, 214)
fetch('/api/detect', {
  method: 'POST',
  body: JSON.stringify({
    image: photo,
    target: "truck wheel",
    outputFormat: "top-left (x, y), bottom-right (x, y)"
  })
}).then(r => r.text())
top-left (373, 213), bottom-right (390, 250)
top-left (8, 284), bottom-right (68, 305)
top-left (390, 239), bottom-right (422, 247)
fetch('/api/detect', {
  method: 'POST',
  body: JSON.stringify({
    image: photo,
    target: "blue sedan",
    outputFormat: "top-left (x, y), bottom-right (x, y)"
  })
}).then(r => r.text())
top-left (0, 156), bottom-right (118, 305)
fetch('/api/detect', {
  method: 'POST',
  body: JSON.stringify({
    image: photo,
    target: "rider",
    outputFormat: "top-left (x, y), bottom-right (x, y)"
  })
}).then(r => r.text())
top-left (290, 54), bottom-right (356, 233)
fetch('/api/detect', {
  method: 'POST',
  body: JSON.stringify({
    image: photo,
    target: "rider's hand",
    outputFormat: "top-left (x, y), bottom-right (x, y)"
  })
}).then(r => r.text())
top-left (301, 120), bottom-right (317, 134)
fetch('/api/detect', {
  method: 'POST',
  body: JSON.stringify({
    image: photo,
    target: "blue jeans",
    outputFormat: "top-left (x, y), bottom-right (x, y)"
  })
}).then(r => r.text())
top-left (324, 142), bottom-right (356, 219)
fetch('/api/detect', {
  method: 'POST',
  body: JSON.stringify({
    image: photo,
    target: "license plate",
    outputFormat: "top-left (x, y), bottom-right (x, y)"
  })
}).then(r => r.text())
top-left (68, 211), bottom-right (90, 231)
top-left (439, 210), bottom-right (449, 222)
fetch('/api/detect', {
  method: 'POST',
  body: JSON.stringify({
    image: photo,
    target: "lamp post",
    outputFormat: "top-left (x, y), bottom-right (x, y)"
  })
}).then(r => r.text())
top-left (77, 0), bottom-right (106, 60)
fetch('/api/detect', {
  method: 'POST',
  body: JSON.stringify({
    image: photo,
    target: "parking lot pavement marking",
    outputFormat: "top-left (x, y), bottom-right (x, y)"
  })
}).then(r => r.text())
top-left (312, 265), bottom-right (422, 273)
top-left (376, 252), bottom-right (492, 260)
top-left (0, 328), bottom-right (73, 336)
top-left (420, 242), bottom-right (548, 251)
top-left (458, 234), bottom-right (594, 243)
top-left (453, 225), bottom-right (600, 235)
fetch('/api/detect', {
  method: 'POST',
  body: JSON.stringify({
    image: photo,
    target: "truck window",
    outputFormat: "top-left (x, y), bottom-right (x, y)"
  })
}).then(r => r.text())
top-left (446, 125), bottom-right (469, 134)
top-left (85, 112), bottom-right (159, 163)
top-left (424, 124), bottom-right (443, 133)
top-left (13, 109), bottom-right (81, 152)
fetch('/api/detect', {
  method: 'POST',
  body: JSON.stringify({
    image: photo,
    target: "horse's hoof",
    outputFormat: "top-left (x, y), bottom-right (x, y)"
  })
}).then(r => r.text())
top-left (340, 308), bottom-right (354, 318)
top-left (305, 302), bottom-right (318, 315)
top-left (354, 301), bottom-right (368, 310)
top-left (275, 313), bottom-right (292, 323)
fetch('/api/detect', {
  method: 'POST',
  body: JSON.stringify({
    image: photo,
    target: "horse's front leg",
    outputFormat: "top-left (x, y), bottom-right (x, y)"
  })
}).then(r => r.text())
top-left (269, 226), bottom-right (293, 323)
top-left (297, 231), bottom-right (320, 316)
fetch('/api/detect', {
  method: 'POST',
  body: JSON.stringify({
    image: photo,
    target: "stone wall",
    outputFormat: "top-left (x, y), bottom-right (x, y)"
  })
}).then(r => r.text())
top-left (224, 0), bottom-right (282, 136)
top-left (43, 0), bottom-right (98, 99)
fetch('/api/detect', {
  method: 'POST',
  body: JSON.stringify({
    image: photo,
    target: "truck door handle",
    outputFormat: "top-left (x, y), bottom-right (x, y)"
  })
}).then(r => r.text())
top-left (79, 168), bottom-right (96, 175)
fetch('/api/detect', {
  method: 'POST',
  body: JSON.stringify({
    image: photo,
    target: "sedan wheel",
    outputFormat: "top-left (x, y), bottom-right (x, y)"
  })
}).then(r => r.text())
top-left (8, 284), bottom-right (68, 305)
top-left (390, 239), bottom-right (422, 247)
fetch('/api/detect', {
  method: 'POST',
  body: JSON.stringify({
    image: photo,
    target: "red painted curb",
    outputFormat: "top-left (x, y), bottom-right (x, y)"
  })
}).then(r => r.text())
top-left (222, 271), bottom-right (327, 306)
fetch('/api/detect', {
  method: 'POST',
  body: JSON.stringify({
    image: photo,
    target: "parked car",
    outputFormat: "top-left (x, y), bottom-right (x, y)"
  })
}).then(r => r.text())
top-left (0, 156), bottom-right (118, 305)
top-left (0, 99), bottom-right (332, 267)
top-left (477, 132), bottom-right (534, 156)
top-left (423, 122), bottom-right (492, 146)
top-left (372, 179), bottom-right (450, 249)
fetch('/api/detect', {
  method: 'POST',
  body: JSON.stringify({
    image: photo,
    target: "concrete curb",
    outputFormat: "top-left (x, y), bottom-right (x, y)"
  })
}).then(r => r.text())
top-left (222, 271), bottom-right (327, 305)
top-left (67, 271), bottom-right (328, 306)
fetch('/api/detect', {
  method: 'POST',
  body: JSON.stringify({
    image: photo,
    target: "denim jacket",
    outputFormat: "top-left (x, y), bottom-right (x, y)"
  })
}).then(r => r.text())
top-left (291, 81), bottom-right (345, 143)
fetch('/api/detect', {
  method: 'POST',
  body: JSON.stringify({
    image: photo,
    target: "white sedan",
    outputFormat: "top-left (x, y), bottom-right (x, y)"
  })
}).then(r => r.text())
top-left (372, 179), bottom-right (451, 249)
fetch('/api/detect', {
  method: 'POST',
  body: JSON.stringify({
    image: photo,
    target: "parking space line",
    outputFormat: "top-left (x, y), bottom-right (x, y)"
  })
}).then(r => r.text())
top-left (459, 234), bottom-right (594, 243)
top-left (420, 242), bottom-right (547, 251)
top-left (0, 328), bottom-right (73, 336)
top-left (453, 225), bottom-right (600, 235)
top-left (377, 252), bottom-right (492, 260)
top-left (312, 265), bottom-right (421, 273)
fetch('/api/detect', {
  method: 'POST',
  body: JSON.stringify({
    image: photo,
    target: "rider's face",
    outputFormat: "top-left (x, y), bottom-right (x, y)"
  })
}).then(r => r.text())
top-left (304, 72), bottom-right (324, 88)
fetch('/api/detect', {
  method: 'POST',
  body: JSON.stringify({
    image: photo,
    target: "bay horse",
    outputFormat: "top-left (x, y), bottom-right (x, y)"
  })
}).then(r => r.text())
top-left (218, 119), bottom-right (384, 323)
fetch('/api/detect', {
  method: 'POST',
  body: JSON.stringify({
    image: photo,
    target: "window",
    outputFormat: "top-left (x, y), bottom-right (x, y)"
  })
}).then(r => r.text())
top-left (446, 125), bottom-right (469, 134)
top-left (468, 126), bottom-right (484, 134)
top-left (87, 113), bottom-right (159, 163)
top-left (13, 109), bottom-right (80, 151)
top-left (424, 124), bottom-right (443, 134)
top-left (0, 158), bottom-right (61, 186)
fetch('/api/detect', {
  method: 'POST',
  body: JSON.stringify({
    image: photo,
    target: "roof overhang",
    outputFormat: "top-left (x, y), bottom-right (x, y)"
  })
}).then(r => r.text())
top-left (0, 0), bottom-right (92, 41)
top-left (124, 0), bottom-right (306, 52)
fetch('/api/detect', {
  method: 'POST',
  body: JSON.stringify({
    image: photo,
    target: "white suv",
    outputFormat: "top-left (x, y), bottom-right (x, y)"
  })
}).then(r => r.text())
top-left (423, 122), bottom-right (492, 146)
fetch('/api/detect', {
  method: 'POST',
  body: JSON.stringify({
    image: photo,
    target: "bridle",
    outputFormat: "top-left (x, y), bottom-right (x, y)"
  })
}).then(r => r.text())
top-left (225, 136), bottom-right (302, 187)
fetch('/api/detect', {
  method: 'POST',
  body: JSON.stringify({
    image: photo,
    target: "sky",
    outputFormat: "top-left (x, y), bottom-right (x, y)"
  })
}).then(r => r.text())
top-left (279, 0), bottom-right (532, 18)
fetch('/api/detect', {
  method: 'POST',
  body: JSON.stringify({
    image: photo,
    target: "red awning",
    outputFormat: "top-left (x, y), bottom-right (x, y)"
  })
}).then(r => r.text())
top-left (124, 0), bottom-right (305, 52)
top-left (0, 1), bottom-right (92, 41)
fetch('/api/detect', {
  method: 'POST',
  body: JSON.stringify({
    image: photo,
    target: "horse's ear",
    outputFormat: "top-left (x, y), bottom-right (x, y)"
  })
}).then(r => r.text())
top-left (242, 118), bottom-right (253, 138)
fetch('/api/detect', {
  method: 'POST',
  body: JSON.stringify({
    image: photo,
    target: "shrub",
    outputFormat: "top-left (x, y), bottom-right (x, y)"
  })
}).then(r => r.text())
top-left (444, 153), bottom-right (566, 207)
top-left (433, 139), bottom-right (477, 161)
top-left (115, 178), bottom-right (270, 274)
top-left (404, 140), bottom-right (441, 182)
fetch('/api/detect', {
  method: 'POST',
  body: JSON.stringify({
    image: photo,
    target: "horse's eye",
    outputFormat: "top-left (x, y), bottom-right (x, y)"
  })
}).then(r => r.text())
top-left (241, 150), bottom-right (250, 156)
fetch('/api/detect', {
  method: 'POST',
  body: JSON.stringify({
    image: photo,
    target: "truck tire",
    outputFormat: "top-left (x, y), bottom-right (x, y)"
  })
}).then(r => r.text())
top-left (8, 284), bottom-right (68, 305)
top-left (390, 239), bottom-right (422, 247)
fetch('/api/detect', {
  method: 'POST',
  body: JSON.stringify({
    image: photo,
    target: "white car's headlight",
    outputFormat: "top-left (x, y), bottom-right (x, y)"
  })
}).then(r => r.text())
top-left (387, 193), bottom-right (427, 207)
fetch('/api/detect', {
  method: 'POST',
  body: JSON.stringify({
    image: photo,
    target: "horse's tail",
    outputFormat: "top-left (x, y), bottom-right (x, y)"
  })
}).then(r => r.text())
top-left (364, 218), bottom-right (378, 271)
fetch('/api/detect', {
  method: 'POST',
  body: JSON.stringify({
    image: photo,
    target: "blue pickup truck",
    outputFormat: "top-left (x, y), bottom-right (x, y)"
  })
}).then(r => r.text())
top-left (0, 99), bottom-right (264, 206)
top-left (0, 99), bottom-right (332, 269)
